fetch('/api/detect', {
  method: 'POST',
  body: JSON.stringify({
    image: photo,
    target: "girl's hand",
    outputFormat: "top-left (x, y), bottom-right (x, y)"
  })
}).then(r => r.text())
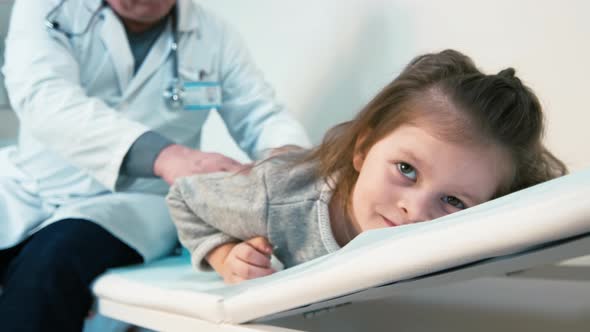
top-left (220, 237), bottom-right (276, 284)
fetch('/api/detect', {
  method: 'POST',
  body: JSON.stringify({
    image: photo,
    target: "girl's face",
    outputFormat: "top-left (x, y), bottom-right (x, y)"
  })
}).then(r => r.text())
top-left (348, 124), bottom-right (512, 236)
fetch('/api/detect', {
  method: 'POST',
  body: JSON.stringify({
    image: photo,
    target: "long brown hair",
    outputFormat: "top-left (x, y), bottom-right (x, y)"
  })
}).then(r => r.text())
top-left (294, 49), bottom-right (567, 213)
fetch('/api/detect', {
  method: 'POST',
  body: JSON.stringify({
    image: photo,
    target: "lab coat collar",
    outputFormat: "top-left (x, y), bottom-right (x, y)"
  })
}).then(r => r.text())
top-left (84, 0), bottom-right (200, 32)
top-left (121, 0), bottom-right (201, 101)
top-left (84, 0), bottom-right (199, 32)
top-left (123, 21), bottom-right (173, 99)
top-left (83, 0), bottom-right (104, 13)
top-left (96, 0), bottom-right (199, 96)
top-left (100, 8), bottom-right (134, 93)
top-left (176, 0), bottom-right (200, 33)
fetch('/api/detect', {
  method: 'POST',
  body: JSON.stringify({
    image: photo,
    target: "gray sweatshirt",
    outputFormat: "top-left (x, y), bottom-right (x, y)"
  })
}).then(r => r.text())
top-left (166, 152), bottom-right (341, 271)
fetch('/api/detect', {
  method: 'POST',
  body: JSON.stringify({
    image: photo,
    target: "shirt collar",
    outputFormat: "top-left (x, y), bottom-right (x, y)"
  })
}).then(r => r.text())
top-left (84, 0), bottom-right (200, 33)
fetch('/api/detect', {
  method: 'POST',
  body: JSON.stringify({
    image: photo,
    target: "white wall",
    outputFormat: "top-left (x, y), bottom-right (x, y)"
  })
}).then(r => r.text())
top-left (199, 0), bottom-right (590, 171)
top-left (0, 1), bottom-right (12, 109)
top-left (0, 1), bottom-right (16, 145)
top-left (0, 111), bottom-right (17, 143)
top-left (1, 1), bottom-right (588, 169)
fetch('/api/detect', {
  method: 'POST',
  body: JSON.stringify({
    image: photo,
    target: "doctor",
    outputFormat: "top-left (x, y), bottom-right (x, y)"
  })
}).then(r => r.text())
top-left (0, 0), bottom-right (310, 330)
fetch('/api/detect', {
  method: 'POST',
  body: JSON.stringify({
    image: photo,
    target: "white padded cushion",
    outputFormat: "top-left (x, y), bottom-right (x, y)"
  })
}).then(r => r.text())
top-left (93, 168), bottom-right (590, 324)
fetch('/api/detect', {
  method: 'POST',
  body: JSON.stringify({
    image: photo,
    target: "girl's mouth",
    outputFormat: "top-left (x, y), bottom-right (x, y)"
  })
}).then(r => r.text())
top-left (381, 215), bottom-right (398, 227)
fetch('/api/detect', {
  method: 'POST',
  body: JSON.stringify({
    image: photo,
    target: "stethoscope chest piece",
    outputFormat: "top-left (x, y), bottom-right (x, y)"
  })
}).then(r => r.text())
top-left (163, 79), bottom-right (185, 111)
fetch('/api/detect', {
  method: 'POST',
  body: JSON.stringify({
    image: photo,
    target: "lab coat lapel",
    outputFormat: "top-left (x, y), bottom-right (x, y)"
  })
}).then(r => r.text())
top-left (123, 21), bottom-right (173, 100)
top-left (100, 9), bottom-right (134, 94)
top-left (124, 0), bottom-right (200, 99)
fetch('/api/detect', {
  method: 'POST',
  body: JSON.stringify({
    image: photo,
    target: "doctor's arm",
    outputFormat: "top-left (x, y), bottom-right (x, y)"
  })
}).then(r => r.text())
top-left (215, 21), bottom-right (312, 160)
top-left (3, 0), bottom-right (241, 188)
top-left (2, 0), bottom-right (148, 191)
top-left (121, 131), bottom-right (244, 184)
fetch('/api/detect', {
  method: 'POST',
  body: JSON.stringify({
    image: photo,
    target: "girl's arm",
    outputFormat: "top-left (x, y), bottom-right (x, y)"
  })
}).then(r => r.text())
top-left (166, 167), bottom-right (270, 272)
top-left (167, 181), bottom-right (238, 271)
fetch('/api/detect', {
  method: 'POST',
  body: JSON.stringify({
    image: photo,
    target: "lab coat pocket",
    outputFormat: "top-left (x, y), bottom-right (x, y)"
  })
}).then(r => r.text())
top-left (179, 66), bottom-right (222, 111)
top-left (181, 81), bottom-right (222, 111)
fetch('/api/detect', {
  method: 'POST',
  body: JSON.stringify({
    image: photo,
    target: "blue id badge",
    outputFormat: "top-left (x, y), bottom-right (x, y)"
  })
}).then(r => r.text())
top-left (182, 81), bottom-right (222, 111)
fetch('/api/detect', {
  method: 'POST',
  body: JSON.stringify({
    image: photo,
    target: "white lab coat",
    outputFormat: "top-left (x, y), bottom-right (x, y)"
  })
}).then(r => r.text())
top-left (0, 0), bottom-right (310, 261)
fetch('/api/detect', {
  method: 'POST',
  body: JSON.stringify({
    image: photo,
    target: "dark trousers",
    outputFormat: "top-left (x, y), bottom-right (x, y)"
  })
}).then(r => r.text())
top-left (0, 219), bottom-right (143, 332)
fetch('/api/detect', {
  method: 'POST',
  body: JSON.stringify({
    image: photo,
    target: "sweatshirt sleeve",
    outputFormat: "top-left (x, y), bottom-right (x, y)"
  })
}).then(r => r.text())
top-left (166, 166), bottom-right (269, 271)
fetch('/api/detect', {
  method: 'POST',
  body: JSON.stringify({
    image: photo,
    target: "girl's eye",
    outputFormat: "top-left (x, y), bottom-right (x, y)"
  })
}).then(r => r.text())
top-left (442, 195), bottom-right (466, 209)
top-left (396, 162), bottom-right (417, 181)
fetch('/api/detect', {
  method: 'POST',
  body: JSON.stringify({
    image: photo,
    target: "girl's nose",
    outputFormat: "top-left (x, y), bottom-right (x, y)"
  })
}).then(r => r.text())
top-left (397, 192), bottom-right (434, 224)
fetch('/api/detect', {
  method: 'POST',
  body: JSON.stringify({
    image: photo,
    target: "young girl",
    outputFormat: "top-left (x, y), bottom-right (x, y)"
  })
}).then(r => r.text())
top-left (166, 49), bottom-right (567, 284)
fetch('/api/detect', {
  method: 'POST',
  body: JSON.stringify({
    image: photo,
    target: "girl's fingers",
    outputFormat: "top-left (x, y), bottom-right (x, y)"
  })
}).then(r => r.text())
top-left (232, 261), bottom-right (275, 280)
top-left (235, 243), bottom-right (271, 268)
top-left (225, 275), bottom-right (245, 284)
top-left (245, 236), bottom-right (273, 256)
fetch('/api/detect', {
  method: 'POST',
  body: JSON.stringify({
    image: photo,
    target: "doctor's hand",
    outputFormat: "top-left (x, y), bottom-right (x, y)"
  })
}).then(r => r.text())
top-left (262, 144), bottom-right (306, 159)
top-left (154, 144), bottom-right (244, 185)
top-left (208, 237), bottom-right (276, 284)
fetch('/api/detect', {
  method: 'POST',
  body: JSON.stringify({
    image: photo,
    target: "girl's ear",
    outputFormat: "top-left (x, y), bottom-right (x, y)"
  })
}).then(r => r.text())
top-left (353, 152), bottom-right (364, 172)
top-left (353, 133), bottom-right (368, 172)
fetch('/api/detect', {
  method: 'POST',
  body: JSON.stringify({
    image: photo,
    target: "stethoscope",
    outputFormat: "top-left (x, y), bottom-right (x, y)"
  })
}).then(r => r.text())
top-left (45, 0), bottom-right (186, 110)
